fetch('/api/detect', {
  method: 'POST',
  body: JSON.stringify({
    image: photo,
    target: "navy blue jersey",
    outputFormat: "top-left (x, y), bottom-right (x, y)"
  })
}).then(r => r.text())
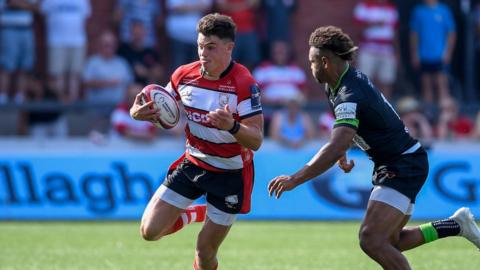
top-left (326, 66), bottom-right (417, 163)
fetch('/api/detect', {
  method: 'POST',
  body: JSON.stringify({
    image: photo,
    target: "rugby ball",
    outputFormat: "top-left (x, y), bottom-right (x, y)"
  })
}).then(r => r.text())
top-left (141, 84), bottom-right (180, 129)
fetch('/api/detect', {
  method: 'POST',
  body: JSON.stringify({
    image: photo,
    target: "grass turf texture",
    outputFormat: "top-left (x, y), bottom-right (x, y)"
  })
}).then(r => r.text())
top-left (1, 221), bottom-right (479, 270)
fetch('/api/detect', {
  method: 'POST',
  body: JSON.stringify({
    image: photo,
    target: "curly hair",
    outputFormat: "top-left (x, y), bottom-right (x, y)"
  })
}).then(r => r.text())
top-left (197, 13), bottom-right (236, 41)
top-left (308, 26), bottom-right (357, 61)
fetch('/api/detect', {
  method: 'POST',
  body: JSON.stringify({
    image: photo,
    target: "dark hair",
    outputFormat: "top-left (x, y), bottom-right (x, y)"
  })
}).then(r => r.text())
top-left (308, 26), bottom-right (357, 61)
top-left (197, 13), bottom-right (236, 41)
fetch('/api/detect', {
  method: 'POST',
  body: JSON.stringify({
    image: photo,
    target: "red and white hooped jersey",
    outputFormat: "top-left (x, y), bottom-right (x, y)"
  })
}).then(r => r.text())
top-left (353, 0), bottom-right (399, 55)
top-left (165, 61), bottom-right (262, 171)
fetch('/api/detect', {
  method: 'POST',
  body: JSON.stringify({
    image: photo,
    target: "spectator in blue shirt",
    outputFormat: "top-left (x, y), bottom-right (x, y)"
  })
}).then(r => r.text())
top-left (0, 0), bottom-right (38, 104)
top-left (410, 0), bottom-right (456, 105)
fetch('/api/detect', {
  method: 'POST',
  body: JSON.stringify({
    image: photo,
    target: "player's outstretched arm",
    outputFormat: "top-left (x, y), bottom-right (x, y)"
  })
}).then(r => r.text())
top-left (130, 92), bottom-right (160, 121)
top-left (268, 126), bottom-right (356, 199)
top-left (208, 104), bottom-right (264, 151)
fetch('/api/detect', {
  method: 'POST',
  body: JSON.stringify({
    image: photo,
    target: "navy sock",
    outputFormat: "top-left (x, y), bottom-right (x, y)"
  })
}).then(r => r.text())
top-left (431, 218), bottom-right (461, 238)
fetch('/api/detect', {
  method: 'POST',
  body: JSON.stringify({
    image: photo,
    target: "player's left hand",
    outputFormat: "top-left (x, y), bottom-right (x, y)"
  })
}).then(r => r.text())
top-left (130, 92), bottom-right (159, 121)
top-left (338, 155), bottom-right (355, 173)
top-left (208, 104), bottom-right (235, 131)
top-left (268, 175), bottom-right (297, 199)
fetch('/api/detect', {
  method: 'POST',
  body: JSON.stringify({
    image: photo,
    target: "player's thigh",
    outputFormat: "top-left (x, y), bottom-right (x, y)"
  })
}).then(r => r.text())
top-left (361, 199), bottom-right (407, 240)
top-left (390, 213), bottom-right (412, 245)
top-left (142, 160), bottom-right (205, 229)
top-left (201, 169), bottom-right (244, 226)
top-left (196, 219), bottom-right (232, 253)
top-left (362, 184), bottom-right (414, 239)
top-left (141, 190), bottom-right (185, 231)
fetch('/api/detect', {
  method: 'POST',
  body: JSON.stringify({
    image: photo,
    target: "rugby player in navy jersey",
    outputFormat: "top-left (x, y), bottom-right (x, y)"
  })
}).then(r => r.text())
top-left (268, 26), bottom-right (480, 269)
top-left (130, 13), bottom-right (263, 270)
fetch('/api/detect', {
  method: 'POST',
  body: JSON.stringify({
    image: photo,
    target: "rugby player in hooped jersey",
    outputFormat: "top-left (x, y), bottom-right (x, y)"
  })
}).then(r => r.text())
top-left (130, 13), bottom-right (263, 270)
top-left (268, 26), bottom-right (480, 269)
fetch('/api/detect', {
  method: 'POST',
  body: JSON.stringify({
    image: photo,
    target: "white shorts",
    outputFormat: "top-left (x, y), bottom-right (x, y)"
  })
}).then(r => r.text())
top-left (155, 184), bottom-right (237, 226)
top-left (358, 50), bottom-right (397, 84)
top-left (48, 46), bottom-right (86, 75)
top-left (369, 185), bottom-right (414, 215)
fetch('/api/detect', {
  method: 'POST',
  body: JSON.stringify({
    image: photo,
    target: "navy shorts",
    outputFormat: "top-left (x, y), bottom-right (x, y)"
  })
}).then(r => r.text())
top-left (420, 61), bottom-right (448, 74)
top-left (372, 147), bottom-right (429, 203)
top-left (163, 158), bottom-right (246, 214)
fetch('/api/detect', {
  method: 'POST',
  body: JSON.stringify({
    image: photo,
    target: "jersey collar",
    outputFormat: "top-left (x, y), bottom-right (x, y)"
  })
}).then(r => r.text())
top-left (330, 63), bottom-right (350, 96)
top-left (220, 60), bottom-right (234, 78)
top-left (199, 60), bottom-right (234, 79)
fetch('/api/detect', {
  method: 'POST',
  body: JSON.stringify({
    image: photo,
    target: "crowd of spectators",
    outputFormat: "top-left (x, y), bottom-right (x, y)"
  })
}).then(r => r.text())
top-left (0, 0), bottom-right (479, 147)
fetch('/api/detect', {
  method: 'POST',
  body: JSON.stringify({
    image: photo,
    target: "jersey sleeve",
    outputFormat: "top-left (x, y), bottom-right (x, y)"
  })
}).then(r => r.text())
top-left (333, 91), bottom-right (360, 130)
top-left (236, 73), bottom-right (263, 120)
top-left (164, 66), bottom-right (183, 101)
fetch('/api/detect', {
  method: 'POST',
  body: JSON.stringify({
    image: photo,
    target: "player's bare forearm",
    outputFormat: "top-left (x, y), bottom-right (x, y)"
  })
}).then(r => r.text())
top-left (234, 115), bottom-right (264, 151)
top-left (290, 143), bottom-right (344, 186)
top-left (291, 126), bottom-right (355, 186)
top-left (207, 105), bottom-right (263, 151)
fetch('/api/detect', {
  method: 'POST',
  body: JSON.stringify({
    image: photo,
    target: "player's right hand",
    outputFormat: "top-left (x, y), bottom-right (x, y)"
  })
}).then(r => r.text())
top-left (338, 155), bottom-right (355, 173)
top-left (268, 175), bottom-right (297, 199)
top-left (130, 92), bottom-right (160, 121)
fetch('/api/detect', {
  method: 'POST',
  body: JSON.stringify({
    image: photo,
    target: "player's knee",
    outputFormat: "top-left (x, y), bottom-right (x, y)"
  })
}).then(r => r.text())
top-left (359, 226), bottom-right (384, 254)
top-left (140, 223), bottom-right (162, 241)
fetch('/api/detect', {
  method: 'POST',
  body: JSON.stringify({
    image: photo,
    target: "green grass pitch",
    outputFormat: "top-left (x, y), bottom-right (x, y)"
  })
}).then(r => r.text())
top-left (1, 221), bottom-right (479, 270)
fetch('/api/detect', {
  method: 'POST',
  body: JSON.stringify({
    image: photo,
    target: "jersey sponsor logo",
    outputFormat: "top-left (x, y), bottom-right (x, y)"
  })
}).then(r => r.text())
top-left (218, 84), bottom-right (236, 93)
top-left (250, 84), bottom-right (261, 109)
top-left (334, 102), bottom-right (357, 120)
top-left (218, 93), bottom-right (230, 107)
top-left (225, 195), bottom-right (239, 209)
top-left (353, 134), bottom-right (371, 151)
top-left (372, 165), bottom-right (396, 185)
top-left (180, 87), bottom-right (192, 102)
top-left (186, 110), bottom-right (209, 124)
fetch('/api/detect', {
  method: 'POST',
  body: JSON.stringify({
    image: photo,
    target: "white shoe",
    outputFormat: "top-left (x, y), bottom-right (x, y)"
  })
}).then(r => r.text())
top-left (450, 207), bottom-right (480, 250)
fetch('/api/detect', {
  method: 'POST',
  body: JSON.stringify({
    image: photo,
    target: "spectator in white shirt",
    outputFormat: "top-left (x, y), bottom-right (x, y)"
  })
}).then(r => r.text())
top-left (83, 30), bottom-right (133, 105)
top-left (165, 0), bottom-right (211, 72)
top-left (40, 0), bottom-right (91, 103)
top-left (353, 0), bottom-right (399, 99)
top-left (253, 40), bottom-right (307, 106)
